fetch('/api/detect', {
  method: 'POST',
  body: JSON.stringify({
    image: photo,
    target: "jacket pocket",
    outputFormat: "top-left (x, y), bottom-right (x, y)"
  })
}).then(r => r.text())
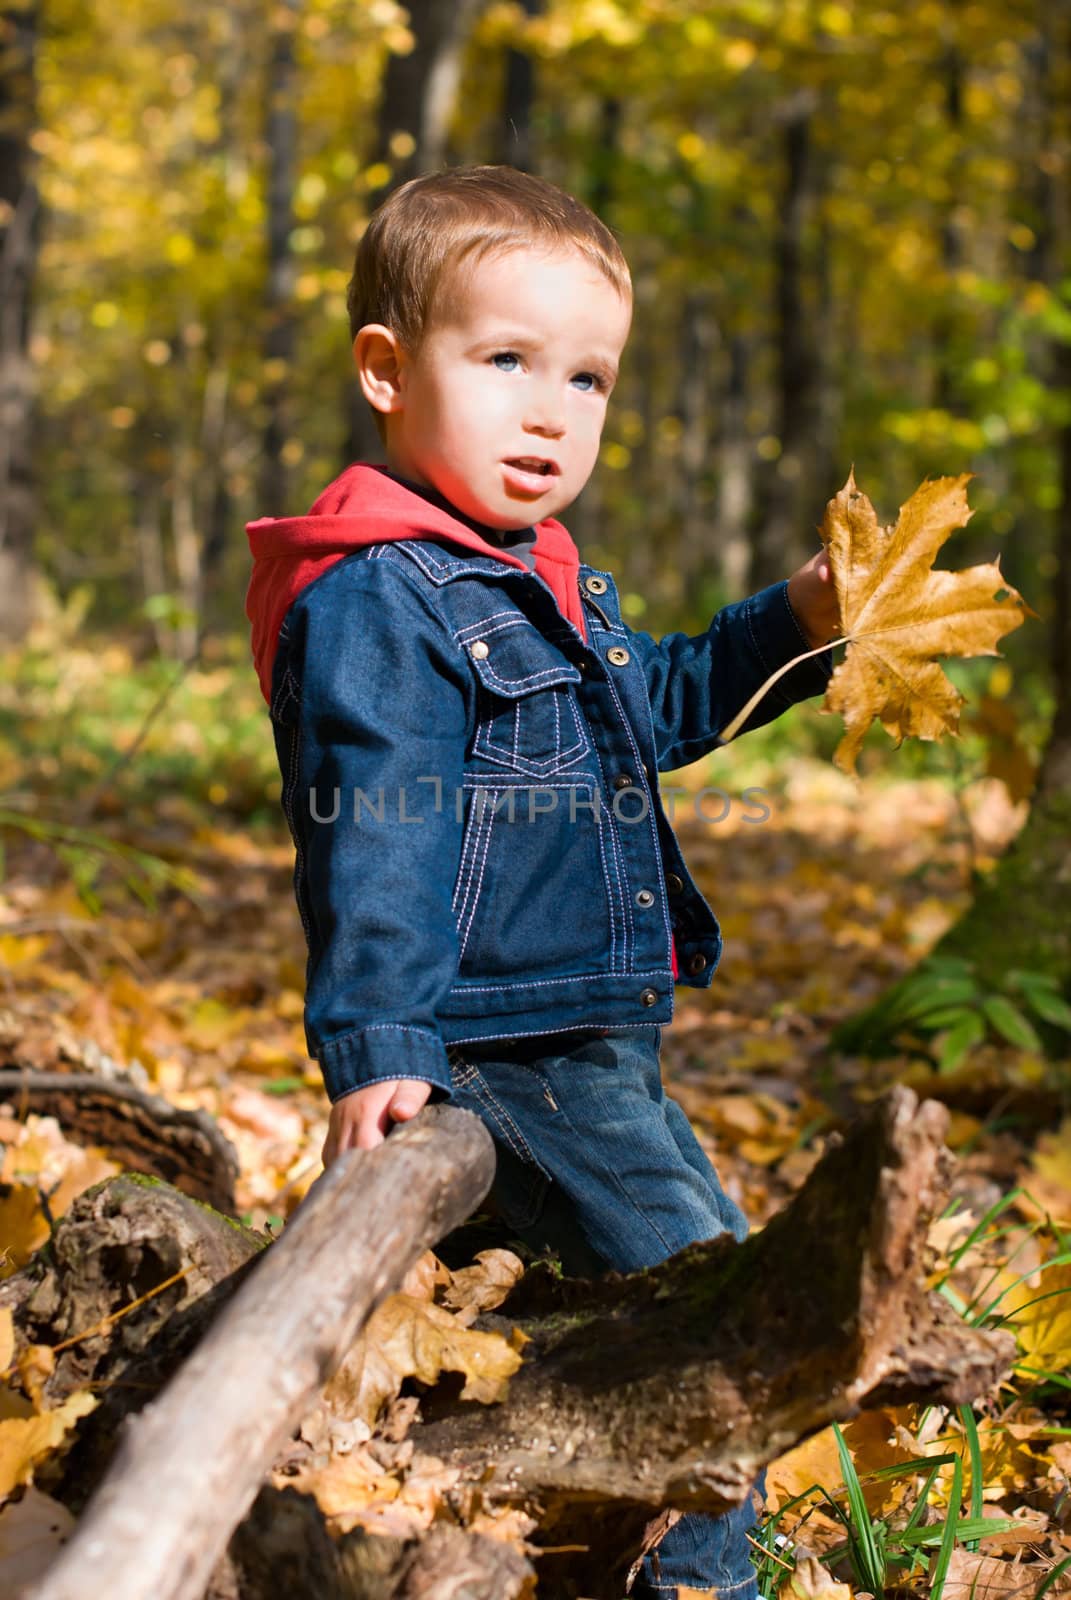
top-left (462, 618), bottom-right (590, 779)
top-left (450, 781), bottom-right (617, 980)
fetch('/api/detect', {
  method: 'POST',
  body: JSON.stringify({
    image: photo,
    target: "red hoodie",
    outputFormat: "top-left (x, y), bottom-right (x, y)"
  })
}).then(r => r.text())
top-left (245, 463), bottom-right (589, 705)
top-left (245, 462), bottom-right (678, 981)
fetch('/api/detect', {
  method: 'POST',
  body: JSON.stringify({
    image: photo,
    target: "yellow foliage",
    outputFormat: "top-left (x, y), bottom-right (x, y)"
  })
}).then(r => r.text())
top-left (818, 472), bottom-right (1032, 774)
top-left (0, 1391), bottom-right (97, 1501)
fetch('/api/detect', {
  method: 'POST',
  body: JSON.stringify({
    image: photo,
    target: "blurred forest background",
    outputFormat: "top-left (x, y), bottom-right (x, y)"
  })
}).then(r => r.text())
top-left (3, 4), bottom-right (1071, 1589)
top-left (2, 0), bottom-right (1069, 652)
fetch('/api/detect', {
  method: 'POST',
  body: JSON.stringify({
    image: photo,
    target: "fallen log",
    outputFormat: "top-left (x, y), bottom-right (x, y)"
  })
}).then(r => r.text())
top-left (27, 1104), bottom-right (497, 1600)
top-left (415, 1087), bottom-right (1015, 1596)
top-left (0, 1067), bottom-right (239, 1212)
top-left (21, 1089), bottom-right (1014, 1600)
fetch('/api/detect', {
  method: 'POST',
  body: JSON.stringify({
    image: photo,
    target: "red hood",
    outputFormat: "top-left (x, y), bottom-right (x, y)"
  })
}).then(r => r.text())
top-left (245, 463), bottom-right (588, 704)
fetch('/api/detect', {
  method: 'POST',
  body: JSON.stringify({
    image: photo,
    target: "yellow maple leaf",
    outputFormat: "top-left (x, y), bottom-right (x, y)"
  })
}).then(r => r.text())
top-left (818, 471), bottom-right (1033, 774)
top-left (1009, 1261), bottom-right (1071, 1377)
top-left (322, 1291), bottom-right (523, 1428)
top-left (0, 1390), bottom-right (97, 1501)
top-left (0, 1187), bottom-right (49, 1280)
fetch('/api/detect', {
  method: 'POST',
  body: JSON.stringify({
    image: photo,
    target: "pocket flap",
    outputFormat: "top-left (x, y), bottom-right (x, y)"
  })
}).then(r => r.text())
top-left (461, 620), bottom-right (583, 698)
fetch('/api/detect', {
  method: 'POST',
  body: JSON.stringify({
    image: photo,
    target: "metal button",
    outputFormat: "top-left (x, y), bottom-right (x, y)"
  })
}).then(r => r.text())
top-left (666, 872), bottom-right (685, 896)
top-left (585, 575), bottom-right (608, 595)
top-left (611, 773), bottom-right (635, 791)
top-left (469, 640), bottom-right (489, 660)
top-left (687, 952), bottom-right (707, 975)
top-left (606, 645), bottom-right (630, 667)
top-left (635, 889), bottom-right (655, 908)
top-left (640, 987), bottom-right (658, 1007)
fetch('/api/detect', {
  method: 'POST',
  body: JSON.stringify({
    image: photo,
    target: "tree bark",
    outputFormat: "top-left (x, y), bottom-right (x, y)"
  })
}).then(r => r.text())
top-left (21, 1091), bottom-right (1011, 1600)
top-left (28, 1105), bottom-right (496, 1600)
top-left (342, 0), bottom-right (484, 470)
top-left (0, 1068), bottom-right (239, 1212)
top-left (495, 0), bottom-right (539, 171)
top-left (752, 89), bottom-right (824, 591)
top-left (259, 0), bottom-right (299, 517)
top-left (415, 1087), bottom-right (1012, 1597)
top-left (0, 0), bottom-right (40, 641)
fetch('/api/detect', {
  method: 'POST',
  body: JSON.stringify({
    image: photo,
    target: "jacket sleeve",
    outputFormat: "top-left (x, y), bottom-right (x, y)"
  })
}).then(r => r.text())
top-left (281, 559), bottom-right (470, 1104)
top-left (626, 578), bottom-right (836, 772)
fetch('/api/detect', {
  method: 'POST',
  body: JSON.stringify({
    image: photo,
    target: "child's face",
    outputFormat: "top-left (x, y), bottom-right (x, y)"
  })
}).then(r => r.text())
top-left (380, 246), bottom-right (631, 530)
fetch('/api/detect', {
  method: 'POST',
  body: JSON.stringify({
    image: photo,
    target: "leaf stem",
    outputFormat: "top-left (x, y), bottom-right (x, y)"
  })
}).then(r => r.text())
top-left (717, 638), bottom-right (849, 744)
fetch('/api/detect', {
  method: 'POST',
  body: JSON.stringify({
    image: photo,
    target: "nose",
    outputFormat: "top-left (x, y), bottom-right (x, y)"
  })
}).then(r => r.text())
top-left (524, 384), bottom-right (566, 438)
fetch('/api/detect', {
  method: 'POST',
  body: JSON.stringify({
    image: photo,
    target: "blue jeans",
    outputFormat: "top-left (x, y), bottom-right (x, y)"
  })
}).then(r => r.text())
top-left (441, 1024), bottom-right (761, 1600)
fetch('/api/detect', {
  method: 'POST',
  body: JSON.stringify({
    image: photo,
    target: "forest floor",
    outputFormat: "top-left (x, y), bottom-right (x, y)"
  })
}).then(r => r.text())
top-left (0, 640), bottom-right (1069, 1596)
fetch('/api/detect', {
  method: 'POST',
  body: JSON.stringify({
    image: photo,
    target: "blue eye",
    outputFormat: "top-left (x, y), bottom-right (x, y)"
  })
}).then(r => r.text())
top-left (571, 372), bottom-right (598, 392)
top-left (492, 352), bottom-right (521, 372)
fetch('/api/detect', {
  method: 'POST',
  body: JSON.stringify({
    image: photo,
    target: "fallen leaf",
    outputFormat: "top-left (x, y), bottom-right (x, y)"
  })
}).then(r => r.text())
top-left (440, 1249), bottom-right (525, 1325)
top-left (932, 1547), bottom-right (1042, 1600)
top-left (767, 1408), bottom-right (920, 1522)
top-left (322, 1291), bottom-right (523, 1428)
top-left (1009, 1263), bottom-right (1071, 1378)
top-left (0, 1390), bottom-right (97, 1500)
top-left (0, 1187), bottom-right (48, 1279)
top-left (0, 1486), bottom-right (76, 1587)
top-left (818, 472), bottom-right (1032, 775)
top-left (780, 1548), bottom-right (853, 1600)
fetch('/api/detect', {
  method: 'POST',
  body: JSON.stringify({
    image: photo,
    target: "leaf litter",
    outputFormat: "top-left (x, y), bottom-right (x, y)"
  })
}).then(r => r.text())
top-left (0, 475), bottom-right (1067, 1592)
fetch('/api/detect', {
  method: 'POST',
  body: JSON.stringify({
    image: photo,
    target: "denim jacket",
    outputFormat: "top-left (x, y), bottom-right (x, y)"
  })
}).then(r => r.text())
top-left (269, 539), bottom-right (833, 1103)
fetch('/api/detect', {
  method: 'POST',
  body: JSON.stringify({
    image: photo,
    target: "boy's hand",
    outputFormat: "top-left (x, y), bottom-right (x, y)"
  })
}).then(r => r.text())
top-left (322, 1078), bottom-right (433, 1167)
top-left (786, 549), bottom-right (842, 650)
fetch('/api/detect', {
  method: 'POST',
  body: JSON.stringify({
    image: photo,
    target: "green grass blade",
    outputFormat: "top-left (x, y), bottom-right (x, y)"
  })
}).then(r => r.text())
top-left (1036, 1553), bottom-right (1071, 1599)
top-left (832, 1422), bottom-right (884, 1593)
top-left (928, 1455), bottom-right (962, 1600)
top-left (957, 1406), bottom-right (984, 1552)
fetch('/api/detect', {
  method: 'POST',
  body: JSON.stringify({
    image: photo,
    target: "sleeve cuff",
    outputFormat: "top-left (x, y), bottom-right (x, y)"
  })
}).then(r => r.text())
top-left (744, 579), bottom-right (836, 707)
top-left (317, 1023), bottom-right (454, 1104)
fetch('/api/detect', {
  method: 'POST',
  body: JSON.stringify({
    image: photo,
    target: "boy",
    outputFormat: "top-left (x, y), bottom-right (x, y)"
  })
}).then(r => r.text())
top-left (246, 165), bottom-right (839, 1599)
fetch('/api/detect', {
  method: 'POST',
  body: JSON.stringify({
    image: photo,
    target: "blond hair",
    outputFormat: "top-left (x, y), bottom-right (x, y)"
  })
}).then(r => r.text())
top-left (347, 164), bottom-right (631, 365)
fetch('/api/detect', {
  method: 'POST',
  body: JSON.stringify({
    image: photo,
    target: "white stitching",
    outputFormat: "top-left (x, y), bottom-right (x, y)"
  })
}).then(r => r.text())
top-left (451, 790), bottom-right (484, 917)
top-left (603, 669), bottom-right (674, 962)
top-left (448, 969), bottom-right (667, 992)
top-left (453, 789), bottom-right (493, 929)
top-left (458, 796), bottom-right (497, 960)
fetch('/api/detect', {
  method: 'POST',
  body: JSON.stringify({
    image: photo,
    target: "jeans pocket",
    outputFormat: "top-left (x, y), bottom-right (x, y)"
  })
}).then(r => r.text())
top-left (447, 1049), bottom-right (552, 1230)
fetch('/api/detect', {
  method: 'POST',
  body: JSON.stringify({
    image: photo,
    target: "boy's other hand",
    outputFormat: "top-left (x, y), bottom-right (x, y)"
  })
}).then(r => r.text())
top-left (322, 1078), bottom-right (433, 1167)
top-left (786, 549), bottom-right (843, 650)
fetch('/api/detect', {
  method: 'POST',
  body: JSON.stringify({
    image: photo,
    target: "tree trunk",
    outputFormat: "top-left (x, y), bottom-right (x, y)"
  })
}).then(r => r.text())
top-left (342, 0), bottom-right (484, 470)
top-left (259, 0), bottom-right (299, 517)
top-left (919, 323), bottom-right (1071, 993)
top-left (933, 28), bottom-right (968, 415)
top-left (20, 1091), bottom-right (1011, 1600)
top-left (834, 12), bottom-right (1071, 1032)
top-left (495, 0), bottom-right (539, 170)
top-left (716, 328), bottom-right (754, 598)
top-left (28, 1105), bottom-right (497, 1600)
top-left (0, 0), bottom-right (40, 641)
top-left (675, 287), bottom-right (717, 590)
top-left (751, 90), bottom-right (823, 591)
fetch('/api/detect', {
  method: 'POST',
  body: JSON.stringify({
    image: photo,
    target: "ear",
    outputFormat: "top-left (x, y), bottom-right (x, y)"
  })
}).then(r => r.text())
top-left (353, 324), bottom-right (407, 417)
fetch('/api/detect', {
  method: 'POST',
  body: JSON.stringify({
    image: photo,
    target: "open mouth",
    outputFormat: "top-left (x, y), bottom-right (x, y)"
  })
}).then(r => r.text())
top-left (505, 457), bottom-right (558, 477)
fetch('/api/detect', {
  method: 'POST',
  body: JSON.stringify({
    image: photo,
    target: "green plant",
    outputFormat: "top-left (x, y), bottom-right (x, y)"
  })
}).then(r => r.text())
top-left (0, 806), bottom-right (201, 914)
top-left (754, 1438), bottom-right (1019, 1600)
top-left (830, 954), bottom-right (1071, 1069)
